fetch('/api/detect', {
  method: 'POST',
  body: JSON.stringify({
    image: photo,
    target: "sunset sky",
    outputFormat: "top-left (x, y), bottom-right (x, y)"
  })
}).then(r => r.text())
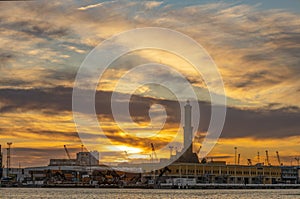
top-left (0, 0), bottom-right (299, 167)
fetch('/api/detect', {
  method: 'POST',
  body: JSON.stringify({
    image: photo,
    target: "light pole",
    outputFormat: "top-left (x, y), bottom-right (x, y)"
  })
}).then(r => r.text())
top-left (234, 147), bottom-right (237, 184)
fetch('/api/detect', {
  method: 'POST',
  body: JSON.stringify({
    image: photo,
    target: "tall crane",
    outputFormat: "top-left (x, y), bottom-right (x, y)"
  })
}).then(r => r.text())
top-left (150, 143), bottom-right (158, 163)
top-left (169, 146), bottom-right (174, 159)
top-left (197, 145), bottom-right (202, 154)
top-left (7, 142), bottom-right (12, 177)
top-left (247, 159), bottom-right (252, 166)
top-left (237, 154), bottom-right (240, 165)
top-left (257, 152), bottom-right (260, 163)
top-left (64, 145), bottom-right (71, 160)
top-left (124, 151), bottom-right (129, 162)
top-left (265, 150), bottom-right (270, 166)
top-left (276, 151), bottom-right (282, 166)
top-left (234, 147), bottom-right (237, 165)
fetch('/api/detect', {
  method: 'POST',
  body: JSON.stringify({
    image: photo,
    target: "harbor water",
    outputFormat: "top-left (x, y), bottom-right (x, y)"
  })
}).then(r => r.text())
top-left (1, 188), bottom-right (300, 199)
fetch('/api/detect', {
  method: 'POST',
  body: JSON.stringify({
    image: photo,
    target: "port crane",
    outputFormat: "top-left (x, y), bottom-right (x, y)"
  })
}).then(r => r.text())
top-left (197, 145), bottom-right (202, 155)
top-left (64, 145), bottom-right (71, 159)
top-left (63, 144), bottom-right (85, 160)
top-left (265, 150), bottom-right (271, 166)
top-left (276, 151), bottom-right (282, 166)
top-left (155, 166), bottom-right (171, 185)
top-left (124, 151), bottom-right (130, 162)
top-left (247, 159), bottom-right (252, 165)
top-left (150, 143), bottom-right (158, 163)
top-left (234, 147), bottom-right (237, 165)
top-left (169, 146), bottom-right (174, 158)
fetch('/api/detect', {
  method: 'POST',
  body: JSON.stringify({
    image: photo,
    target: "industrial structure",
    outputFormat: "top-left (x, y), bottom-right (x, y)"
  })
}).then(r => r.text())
top-left (49, 145), bottom-right (99, 167)
top-left (0, 101), bottom-right (300, 188)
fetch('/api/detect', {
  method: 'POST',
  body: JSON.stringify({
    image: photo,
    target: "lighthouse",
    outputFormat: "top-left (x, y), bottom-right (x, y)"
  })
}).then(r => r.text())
top-left (184, 100), bottom-right (193, 154)
top-left (175, 100), bottom-right (199, 163)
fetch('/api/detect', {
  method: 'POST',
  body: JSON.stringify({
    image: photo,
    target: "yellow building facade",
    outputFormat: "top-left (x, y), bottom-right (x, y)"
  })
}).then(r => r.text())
top-left (158, 162), bottom-right (281, 184)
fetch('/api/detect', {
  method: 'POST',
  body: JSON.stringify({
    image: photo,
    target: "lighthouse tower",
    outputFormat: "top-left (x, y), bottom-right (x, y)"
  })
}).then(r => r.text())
top-left (184, 100), bottom-right (193, 154)
top-left (175, 100), bottom-right (199, 163)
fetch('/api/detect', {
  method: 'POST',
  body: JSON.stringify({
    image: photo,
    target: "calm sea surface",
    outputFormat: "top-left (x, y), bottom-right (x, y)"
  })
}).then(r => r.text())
top-left (1, 188), bottom-right (300, 199)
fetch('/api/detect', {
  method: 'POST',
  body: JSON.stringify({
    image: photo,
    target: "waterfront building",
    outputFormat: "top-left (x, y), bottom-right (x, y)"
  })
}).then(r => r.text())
top-left (49, 151), bottom-right (99, 166)
top-left (146, 162), bottom-right (282, 184)
top-left (281, 166), bottom-right (299, 184)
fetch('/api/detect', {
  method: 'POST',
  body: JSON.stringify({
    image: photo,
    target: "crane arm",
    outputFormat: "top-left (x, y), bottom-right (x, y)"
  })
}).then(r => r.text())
top-left (151, 143), bottom-right (158, 161)
top-left (64, 145), bottom-right (71, 159)
top-left (265, 150), bottom-right (270, 165)
top-left (276, 151), bottom-right (281, 166)
top-left (247, 159), bottom-right (252, 165)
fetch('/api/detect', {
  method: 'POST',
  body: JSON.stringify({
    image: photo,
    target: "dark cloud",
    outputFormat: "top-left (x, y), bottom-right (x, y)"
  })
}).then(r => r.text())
top-left (46, 68), bottom-right (77, 82)
top-left (0, 86), bottom-right (72, 113)
top-left (0, 129), bottom-right (82, 143)
top-left (0, 79), bottom-right (28, 87)
top-left (242, 54), bottom-right (273, 63)
top-left (0, 51), bottom-right (14, 68)
top-left (206, 155), bottom-right (232, 159)
top-left (26, 129), bottom-right (79, 139)
top-left (0, 87), bottom-right (299, 140)
top-left (220, 106), bottom-right (300, 138)
top-left (1, 19), bottom-right (69, 40)
top-left (233, 70), bottom-right (281, 88)
top-left (0, 52), bottom-right (13, 61)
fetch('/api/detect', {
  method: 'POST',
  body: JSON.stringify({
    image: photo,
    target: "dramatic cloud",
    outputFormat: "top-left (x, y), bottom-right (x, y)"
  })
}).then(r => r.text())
top-left (0, 87), bottom-right (299, 139)
top-left (0, 0), bottom-right (299, 166)
top-left (0, 1), bottom-right (299, 106)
